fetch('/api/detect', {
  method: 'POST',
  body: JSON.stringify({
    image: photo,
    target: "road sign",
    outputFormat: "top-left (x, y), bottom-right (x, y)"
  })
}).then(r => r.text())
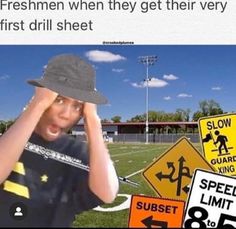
top-left (142, 137), bottom-right (214, 201)
top-left (199, 113), bottom-right (236, 176)
top-left (128, 195), bottom-right (185, 228)
top-left (183, 169), bottom-right (236, 228)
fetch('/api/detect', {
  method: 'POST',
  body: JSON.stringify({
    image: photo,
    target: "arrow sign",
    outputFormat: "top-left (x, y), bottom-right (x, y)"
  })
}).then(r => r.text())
top-left (142, 137), bottom-right (214, 200)
top-left (128, 195), bottom-right (185, 228)
top-left (141, 215), bottom-right (167, 228)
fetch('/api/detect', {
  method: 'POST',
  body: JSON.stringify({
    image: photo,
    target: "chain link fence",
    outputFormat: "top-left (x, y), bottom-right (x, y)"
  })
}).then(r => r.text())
top-left (73, 133), bottom-right (200, 143)
top-left (106, 133), bottom-right (200, 143)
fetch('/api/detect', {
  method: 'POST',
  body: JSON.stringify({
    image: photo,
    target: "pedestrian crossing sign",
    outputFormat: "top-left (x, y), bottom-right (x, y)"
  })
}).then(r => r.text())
top-left (199, 113), bottom-right (236, 176)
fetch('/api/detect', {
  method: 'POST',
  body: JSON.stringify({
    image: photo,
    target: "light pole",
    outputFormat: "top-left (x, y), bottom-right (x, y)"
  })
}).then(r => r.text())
top-left (139, 55), bottom-right (157, 144)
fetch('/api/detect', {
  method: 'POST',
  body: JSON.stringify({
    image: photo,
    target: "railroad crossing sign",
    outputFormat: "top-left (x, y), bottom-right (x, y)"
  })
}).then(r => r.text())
top-left (128, 195), bottom-right (185, 228)
top-left (183, 169), bottom-right (236, 228)
top-left (142, 137), bottom-right (214, 201)
top-left (199, 113), bottom-right (236, 176)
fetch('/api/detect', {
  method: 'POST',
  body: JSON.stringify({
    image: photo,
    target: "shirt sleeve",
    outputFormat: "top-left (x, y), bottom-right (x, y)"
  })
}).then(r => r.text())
top-left (72, 171), bottom-right (104, 214)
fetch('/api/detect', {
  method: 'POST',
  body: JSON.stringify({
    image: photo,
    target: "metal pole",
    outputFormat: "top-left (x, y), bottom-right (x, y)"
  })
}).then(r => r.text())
top-left (138, 55), bottom-right (157, 144)
top-left (145, 61), bottom-right (149, 144)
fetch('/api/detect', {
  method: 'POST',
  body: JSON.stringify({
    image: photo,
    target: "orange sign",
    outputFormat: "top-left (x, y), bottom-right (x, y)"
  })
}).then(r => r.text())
top-left (142, 137), bottom-right (215, 201)
top-left (128, 195), bottom-right (185, 228)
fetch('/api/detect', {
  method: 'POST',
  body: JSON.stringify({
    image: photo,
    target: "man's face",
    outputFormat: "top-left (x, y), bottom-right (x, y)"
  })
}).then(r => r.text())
top-left (35, 95), bottom-right (84, 141)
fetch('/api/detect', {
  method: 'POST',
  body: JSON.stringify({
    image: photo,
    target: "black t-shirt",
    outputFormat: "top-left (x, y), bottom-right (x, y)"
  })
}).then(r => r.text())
top-left (0, 132), bottom-right (104, 227)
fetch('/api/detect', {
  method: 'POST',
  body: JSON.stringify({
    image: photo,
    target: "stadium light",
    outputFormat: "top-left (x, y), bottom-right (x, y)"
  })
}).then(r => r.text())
top-left (138, 55), bottom-right (157, 144)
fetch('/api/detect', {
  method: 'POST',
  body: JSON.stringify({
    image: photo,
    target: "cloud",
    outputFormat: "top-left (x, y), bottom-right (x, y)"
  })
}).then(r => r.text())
top-left (123, 79), bottom-right (130, 83)
top-left (112, 68), bottom-right (124, 73)
top-left (92, 64), bottom-right (98, 70)
top-left (164, 96), bottom-right (171, 100)
top-left (131, 82), bottom-right (142, 88)
top-left (85, 50), bottom-right (126, 62)
top-left (131, 78), bottom-right (168, 88)
top-left (163, 74), bottom-right (178, 80)
top-left (211, 86), bottom-right (222, 91)
top-left (0, 74), bottom-right (10, 80)
top-left (177, 93), bottom-right (192, 98)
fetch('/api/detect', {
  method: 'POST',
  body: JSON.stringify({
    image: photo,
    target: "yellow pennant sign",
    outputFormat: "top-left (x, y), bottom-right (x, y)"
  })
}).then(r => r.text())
top-left (199, 113), bottom-right (236, 176)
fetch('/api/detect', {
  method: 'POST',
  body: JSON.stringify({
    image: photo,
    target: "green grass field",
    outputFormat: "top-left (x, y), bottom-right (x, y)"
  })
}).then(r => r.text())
top-left (73, 143), bottom-right (202, 228)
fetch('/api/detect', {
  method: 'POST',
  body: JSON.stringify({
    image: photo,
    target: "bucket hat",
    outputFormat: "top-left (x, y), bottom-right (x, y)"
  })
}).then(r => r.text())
top-left (27, 54), bottom-right (108, 104)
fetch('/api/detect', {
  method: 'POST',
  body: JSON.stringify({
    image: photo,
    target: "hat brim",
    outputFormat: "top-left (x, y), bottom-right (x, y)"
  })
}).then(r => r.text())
top-left (27, 79), bottom-right (108, 105)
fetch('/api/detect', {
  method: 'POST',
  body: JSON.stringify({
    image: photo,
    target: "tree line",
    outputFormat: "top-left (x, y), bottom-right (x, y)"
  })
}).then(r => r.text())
top-left (102, 99), bottom-right (226, 123)
top-left (0, 120), bottom-right (14, 134)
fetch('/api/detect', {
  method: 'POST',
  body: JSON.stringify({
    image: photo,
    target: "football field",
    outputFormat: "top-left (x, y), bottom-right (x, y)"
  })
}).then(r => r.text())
top-left (73, 142), bottom-right (202, 228)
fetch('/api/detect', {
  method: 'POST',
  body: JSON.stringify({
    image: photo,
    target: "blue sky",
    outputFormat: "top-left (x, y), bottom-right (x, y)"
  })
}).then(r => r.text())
top-left (0, 45), bottom-right (235, 121)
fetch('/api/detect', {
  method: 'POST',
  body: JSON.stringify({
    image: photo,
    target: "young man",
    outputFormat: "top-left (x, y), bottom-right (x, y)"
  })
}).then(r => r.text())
top-left (0, 54), bottom-right (119, 227)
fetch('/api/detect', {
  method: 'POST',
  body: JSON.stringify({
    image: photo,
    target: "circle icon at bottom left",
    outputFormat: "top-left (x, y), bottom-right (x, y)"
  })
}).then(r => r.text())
top-left (9, 202), bottom-right (27, 220)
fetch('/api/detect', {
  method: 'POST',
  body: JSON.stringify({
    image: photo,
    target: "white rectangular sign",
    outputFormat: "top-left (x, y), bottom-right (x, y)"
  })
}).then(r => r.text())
top-left (0, 0), bottom-right (235, 44)
top-left (184, 169), bottom-right (236, 228)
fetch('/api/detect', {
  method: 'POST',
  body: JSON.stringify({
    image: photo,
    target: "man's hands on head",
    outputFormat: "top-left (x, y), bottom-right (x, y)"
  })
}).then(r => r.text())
top-left (82, 103), bottom-right (119, 203)
top-left (31, 87), bottom-right (58, 111)
top-left (83, 102), bottom-right (99, 120)
top-left (83, 102), bottom-right (101, 137)
top-left (83, 102), bottom-right (103, 131)
top-left (0, 87), bottom-right (59, 184)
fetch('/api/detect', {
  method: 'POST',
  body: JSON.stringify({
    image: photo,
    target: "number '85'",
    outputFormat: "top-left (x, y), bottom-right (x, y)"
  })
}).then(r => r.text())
top-left (184, 206), bottom-right (236, 228)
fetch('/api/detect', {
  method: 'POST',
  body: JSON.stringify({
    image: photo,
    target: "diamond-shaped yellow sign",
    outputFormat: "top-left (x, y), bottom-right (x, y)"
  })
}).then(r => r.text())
top-left (142, 137), bottom-right (214, 201)
top-left (199, 113), bottom-right (236, 176)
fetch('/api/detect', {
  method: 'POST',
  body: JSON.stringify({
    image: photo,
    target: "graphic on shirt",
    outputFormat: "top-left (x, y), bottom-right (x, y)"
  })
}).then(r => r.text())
top-left (199, 113), bottom-right (236, 176)
top-left (0, 133), bottom-right (103, 227)
top-left (3, 162), bottom-right (30, 199)
top-left (41, 174), bottom-right (48, 183)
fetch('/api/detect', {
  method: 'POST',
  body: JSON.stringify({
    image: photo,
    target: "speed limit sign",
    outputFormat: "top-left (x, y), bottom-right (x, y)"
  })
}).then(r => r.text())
top-left (183, 169), bottom-right (236, 228)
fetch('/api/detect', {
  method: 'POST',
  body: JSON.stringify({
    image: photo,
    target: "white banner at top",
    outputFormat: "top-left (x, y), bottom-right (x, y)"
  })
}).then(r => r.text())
top-left (0, 0), bottom-right (235, 44)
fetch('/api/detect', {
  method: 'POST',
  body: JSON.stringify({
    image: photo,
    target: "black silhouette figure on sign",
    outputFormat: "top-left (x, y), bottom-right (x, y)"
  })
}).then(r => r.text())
top-left (155, 156), bottom-right (192, 196)
top-left (214, 130), bottom-right (229, 155)
top-left (202, 131), bottom-right (233, 156)
top-left (202, 133), bottom-right (212, 143)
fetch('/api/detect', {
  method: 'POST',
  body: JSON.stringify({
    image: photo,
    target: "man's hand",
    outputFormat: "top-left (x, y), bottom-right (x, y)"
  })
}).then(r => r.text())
top-left (30, 87), bottom-right (58, 111)
top-left (82, 103), bottom-right (119, 203)
top-left (83, 102), bottom-right (98, 120)
top-left (83, 102), bottom-right (101, 136)
top-left (0, 87), bottom-right (58, 184)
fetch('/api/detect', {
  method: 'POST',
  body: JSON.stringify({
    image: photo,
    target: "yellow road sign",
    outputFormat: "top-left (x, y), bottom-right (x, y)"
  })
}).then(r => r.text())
top-left (199, 113), bottom-right (236, 176)
top-left (142, 137), bottom-right (214, 201)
